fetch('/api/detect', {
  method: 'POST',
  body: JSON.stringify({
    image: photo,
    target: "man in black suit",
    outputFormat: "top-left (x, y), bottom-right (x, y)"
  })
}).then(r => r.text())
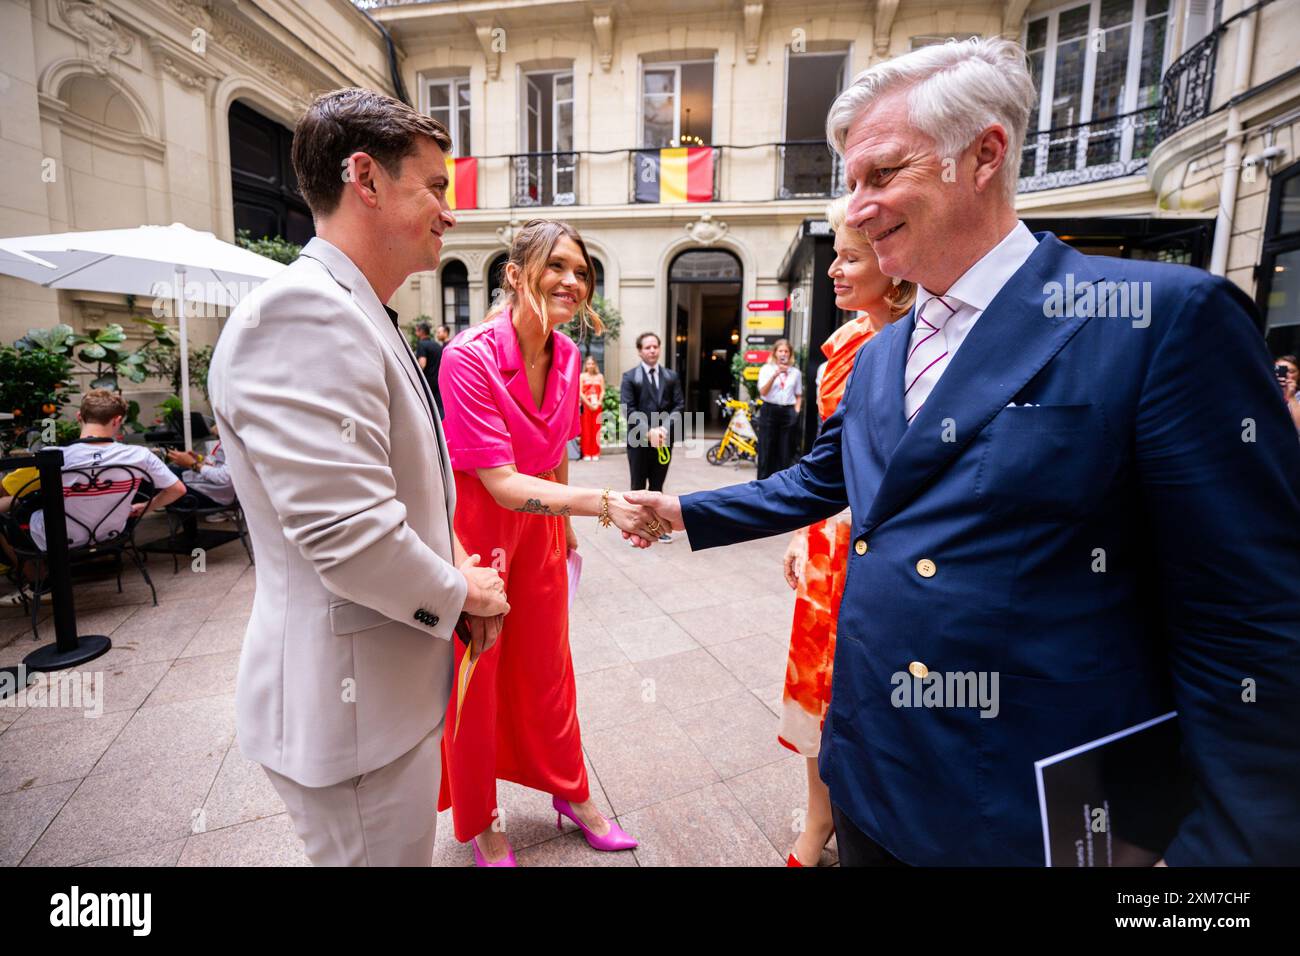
top-left (621, 332), bottom-right (684, 540)
top-left (414, 321), bottom-right (444, 418)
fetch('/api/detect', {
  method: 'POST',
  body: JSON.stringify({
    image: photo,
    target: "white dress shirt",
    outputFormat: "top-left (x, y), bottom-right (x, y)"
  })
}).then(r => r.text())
top-left (908, 221), bottom-right (1040, 412)
top-left (758, 363), bottom-right (803, 405)
top-left (641, 361), bottom-right (665, 396)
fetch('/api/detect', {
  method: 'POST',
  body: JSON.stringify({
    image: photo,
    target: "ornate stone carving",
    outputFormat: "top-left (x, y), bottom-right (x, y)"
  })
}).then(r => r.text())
top-left (874, 0), bottom-right (900, 60)
top-left (163, 0), bottom-right (312, 100)
top-left (58, 0), bottom-right (134, 74)
top-left (476, 22), bottom-right (502, 81)
top-left (159, 56), bottom-right (205, 89)
top-left (743, 3), bottom-right (763, 63)
top-left (684, 213), bottom-right (729, 246)
top-left (496, 218), bottom-right (523, 247)
top-left (460, 250), bottom-right (489, 274)
top-left (1002, 0), bottom-right (1032, 38)
top-left (210, 22), bottom-right (312, 99)
top-left (593, 9), bottom-right (615, 72)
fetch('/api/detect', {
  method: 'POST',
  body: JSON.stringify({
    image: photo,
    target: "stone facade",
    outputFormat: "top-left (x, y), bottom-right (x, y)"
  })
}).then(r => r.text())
top-left (2, 0), bottom-right (1297, 414)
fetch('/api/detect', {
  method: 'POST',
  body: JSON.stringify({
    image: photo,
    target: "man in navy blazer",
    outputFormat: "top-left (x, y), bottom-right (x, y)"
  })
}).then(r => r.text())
top-left (628, 38), bottom-right (1300, 866)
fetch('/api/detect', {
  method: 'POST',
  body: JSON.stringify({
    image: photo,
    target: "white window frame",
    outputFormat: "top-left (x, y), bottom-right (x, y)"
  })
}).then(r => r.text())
top-left (422, 76), bottom-right (472, 157)
top-left (779, 47), bottom-right (850, 197)
top-left (641, 64), bottom-right (681, 147)
top-left (1022, 0), bottom-right (1173, 176)
top-left (519, 69), bottom-right (576, 205)
top-left (638, 57), bottom-right (717, 149)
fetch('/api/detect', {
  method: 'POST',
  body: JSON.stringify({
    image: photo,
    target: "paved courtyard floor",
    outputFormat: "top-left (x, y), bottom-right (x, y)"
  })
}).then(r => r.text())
top-left (0, 444), bottom-right (836, 867)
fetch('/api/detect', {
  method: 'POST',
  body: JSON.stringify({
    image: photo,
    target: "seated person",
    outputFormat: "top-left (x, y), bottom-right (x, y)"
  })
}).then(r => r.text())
top-left (0, 390), bottom-right (186, 576)
top-left (165, 420), bottom-right (235, 510)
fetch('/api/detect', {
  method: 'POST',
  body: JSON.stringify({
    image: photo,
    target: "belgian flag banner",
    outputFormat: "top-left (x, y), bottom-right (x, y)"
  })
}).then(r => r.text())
top-left (446, 157), bottom-right (478, 210)
top-left (634, 147), bottom-right (715, 203)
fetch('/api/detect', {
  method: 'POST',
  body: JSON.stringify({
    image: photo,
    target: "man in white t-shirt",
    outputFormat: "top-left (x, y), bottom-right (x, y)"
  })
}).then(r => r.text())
top-left (0, 390), bottom-right (185, 564)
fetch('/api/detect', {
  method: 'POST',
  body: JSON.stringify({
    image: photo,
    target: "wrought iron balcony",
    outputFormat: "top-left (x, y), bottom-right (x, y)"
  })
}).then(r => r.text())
top-left (1018, 106), bottom-right (1161, 193)
top-left (777, 141), bottom-right (846, 199)
top-left (1157, 25), bottom-right (1219, 141)
top-left (511, 151), bottom-right (579, 207)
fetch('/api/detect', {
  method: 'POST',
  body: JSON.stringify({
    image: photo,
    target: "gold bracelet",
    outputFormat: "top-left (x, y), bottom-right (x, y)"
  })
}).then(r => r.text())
top-left (598, 487), bottom-right (613, 528)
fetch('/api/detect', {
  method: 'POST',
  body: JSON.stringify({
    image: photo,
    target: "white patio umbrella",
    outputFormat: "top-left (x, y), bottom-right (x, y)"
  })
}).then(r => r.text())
top-left (0, 223), bottom-right (284, 449)
top-left (0, 246), bottom-right (59, 282)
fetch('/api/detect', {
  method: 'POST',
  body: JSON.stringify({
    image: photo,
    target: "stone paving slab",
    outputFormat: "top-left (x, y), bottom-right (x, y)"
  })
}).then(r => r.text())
top-left (0, 448), bottom-right (824, 866)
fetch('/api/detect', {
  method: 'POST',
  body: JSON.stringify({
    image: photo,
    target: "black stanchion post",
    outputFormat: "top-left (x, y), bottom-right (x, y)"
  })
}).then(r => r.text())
top-left (21, 447), bottom-right (111, 671)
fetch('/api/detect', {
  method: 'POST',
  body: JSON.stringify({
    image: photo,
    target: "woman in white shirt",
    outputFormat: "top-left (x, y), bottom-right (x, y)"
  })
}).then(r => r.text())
top-left (756, 338), bottom-right (803, 479)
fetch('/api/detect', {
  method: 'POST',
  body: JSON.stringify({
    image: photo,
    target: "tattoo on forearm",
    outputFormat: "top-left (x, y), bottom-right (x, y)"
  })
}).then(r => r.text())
top-left (517, 498), bottom-right (572, 517)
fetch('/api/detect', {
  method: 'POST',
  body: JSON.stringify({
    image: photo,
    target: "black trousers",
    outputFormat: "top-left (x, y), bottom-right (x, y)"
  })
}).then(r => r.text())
top-left (627, 443), bottom-right (671, 492)
top-left (757, 402), bottom-right (799, 480)
top-left (831, 803), bottom-right (910, 867)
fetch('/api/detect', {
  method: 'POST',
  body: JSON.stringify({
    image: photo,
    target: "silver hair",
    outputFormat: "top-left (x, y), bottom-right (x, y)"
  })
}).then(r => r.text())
top-left (826, 37), bottom-right (1036, 204)
top-left (826, 195), bottom-right (850, 232)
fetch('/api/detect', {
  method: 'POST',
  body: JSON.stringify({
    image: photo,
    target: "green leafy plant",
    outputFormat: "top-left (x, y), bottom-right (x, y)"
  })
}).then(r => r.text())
top-left (133, 317), bottom-right (214, 402)
top-left (731, 352), bottom-right (759, 401)
top-left (53, 419), bottom-right (81, 446)
top-left (0, 344), bottom-right (75, 454)
top-left (564, 293), bottom-right (622, 358)
top-left (235, 229), bottom-right (302, 266)
top-left (156, 395), bottom-right (184, 422)
top-left (600, 383), bottom-right (623, 445)
top-left (15, 321), bottom-right (150, 391)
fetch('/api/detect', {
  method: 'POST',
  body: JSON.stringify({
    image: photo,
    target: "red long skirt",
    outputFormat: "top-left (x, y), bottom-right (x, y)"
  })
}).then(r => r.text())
top-left (580, 404), bottom-right (602, 458)
top-left (437, 469), bottom-right (589, 841)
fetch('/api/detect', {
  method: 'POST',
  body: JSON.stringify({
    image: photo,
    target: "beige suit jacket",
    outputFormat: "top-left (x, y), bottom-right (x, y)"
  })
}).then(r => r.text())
top-left (209, 237), bottom-right (466, 787)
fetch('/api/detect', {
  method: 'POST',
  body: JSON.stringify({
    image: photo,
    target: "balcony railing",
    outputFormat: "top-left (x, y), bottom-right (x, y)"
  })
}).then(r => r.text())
top-left (446, 143), bottom-right (854, 209)
top-left (1017, 106), bottom-right (1160, 193)
top-left (511, 151), bottom-right (578, 207)
top-left (777, 140), bottom-right (846, 199)
top-left (1157, 30), bottom-right (1219, 142)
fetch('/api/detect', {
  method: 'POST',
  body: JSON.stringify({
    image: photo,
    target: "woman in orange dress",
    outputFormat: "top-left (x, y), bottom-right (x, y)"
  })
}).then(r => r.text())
top-left (437, 219), bottom-right (663, 866)
top-left (579, 356), bottom-right (605, 460)
top-left (780, 197), bottom-right (916, 867)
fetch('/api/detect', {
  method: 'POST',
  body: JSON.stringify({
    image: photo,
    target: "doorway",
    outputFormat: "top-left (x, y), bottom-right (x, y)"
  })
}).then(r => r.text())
top-left (666, 249), bottom-right (742, 432)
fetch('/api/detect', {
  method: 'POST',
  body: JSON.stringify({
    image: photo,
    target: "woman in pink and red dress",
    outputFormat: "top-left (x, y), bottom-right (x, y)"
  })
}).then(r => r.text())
top-left (437, 219), bottom-right (664, 866)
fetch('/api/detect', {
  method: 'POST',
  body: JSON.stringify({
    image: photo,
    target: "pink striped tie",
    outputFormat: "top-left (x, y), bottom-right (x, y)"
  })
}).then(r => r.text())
top-left (904, 295), bottom-right (958, 424)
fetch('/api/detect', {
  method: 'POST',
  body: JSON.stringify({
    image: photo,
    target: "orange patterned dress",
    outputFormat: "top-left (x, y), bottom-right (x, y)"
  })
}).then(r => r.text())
top-left (778, 315), bottom-right (877, 756)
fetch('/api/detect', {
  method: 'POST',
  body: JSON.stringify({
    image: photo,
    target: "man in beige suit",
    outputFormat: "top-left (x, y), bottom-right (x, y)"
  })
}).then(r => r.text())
top-left (209, 89), bottom-right (508, 866)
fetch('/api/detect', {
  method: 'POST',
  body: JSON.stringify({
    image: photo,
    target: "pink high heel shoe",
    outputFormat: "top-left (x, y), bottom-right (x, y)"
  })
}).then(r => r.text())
top-left (553, 796), bottom-right (638, 851)
top-left (472, 836), bottom-right (517, 867)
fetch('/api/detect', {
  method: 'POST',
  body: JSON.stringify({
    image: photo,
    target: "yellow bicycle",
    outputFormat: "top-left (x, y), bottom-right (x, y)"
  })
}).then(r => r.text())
top-left (706, 394), bottom-right (759, 465)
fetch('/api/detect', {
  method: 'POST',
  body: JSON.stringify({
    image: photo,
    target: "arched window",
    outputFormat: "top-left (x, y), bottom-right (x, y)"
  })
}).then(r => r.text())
top-left (668, 249), bottom-right (740, 282)
top-left (441, 260), bottom-right (469, 335)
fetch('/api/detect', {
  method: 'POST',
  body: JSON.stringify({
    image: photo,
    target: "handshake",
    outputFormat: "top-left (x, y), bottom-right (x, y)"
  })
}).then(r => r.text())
top-left (609, 490), bottom-right (683, 549)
